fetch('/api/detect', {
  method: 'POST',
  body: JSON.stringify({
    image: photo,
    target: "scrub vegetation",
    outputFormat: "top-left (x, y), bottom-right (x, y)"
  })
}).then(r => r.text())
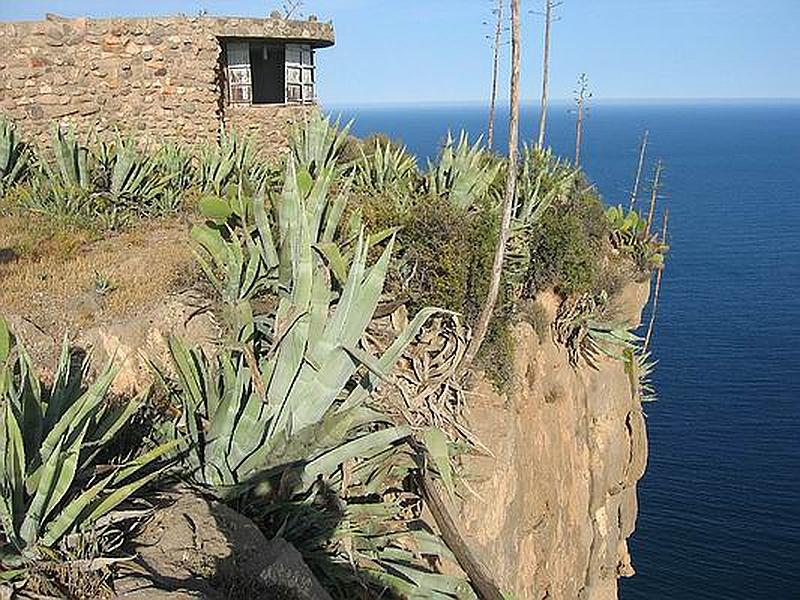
top-left (0, 113), bottom-right (667, 599)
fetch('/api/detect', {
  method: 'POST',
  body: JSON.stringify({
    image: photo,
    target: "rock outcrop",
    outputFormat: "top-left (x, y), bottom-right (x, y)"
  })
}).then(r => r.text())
top-left (116, 490), bottom-right (331, 599)
top-left (457, 283), bottom-right (650, 600)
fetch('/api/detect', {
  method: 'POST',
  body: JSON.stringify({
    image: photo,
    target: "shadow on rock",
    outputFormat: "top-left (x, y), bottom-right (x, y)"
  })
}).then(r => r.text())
top-left (116, 485), bottom-right (402, 600)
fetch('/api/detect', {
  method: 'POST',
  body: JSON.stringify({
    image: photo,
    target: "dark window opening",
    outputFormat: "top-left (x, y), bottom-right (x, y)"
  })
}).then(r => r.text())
top-left (250, 43), bottom-right (285, 104)
top-left (222, 39), bottom-right (316, 106)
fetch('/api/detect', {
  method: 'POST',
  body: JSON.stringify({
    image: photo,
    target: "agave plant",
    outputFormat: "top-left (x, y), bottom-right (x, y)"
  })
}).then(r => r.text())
top-left (290, 112), bottom-right (352, 177)
top-left (424, 131), bottom-right (502, 210)
top-left (0, 118), bottom-right (30, 196)
top-left (95, 134), bottom-right (174, 222)
top-left (353, 137), bottom-right (418, 196)
top-left (606, 204), bottom-right (667, 271)
top-left (624, 347), bottom-right (658, 403)
top-left (152, 142), bottom-right (196, 213)
top-left (506, 145), bottom-right (582, 295)
top-left (197, 128), bottom-right (259, 196)
top-left (175, 155), bottom-right (440, 486)
top-left (258, 436), bottom-right (475, 600)
top-left (0, 318), bottom-right (173, 574)
top-left (167, 151), bottom-right (472, 597)
top-left (19, 125), bottom-right (93, 218)
top-left (44, 124), bottom-right (92, 193)
top-left (24, 128), bottom-right (173, 225)
top-left (552, 292), bottom-right (644, 369)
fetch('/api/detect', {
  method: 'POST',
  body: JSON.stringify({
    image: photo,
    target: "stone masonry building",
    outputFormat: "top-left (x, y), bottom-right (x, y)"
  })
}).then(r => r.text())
top-left (0, 12), bottom-right (335, 153)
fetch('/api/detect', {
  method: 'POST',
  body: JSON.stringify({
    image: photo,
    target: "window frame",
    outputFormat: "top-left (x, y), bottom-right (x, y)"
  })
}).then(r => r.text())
top-left (285, 43), bottom-right (316, 105)
top-left (223, 40), bottom-right (316, 106)
top-left (225, 41), bottom-right (253, 105)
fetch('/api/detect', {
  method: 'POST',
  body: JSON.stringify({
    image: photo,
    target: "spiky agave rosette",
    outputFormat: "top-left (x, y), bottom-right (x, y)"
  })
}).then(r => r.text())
top-left (162, 120), bottom-right (478, 597)
top-left (0, 317), bottom-right (176, 583)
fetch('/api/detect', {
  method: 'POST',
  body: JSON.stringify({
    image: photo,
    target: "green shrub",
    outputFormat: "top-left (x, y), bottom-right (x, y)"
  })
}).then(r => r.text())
top-left (525, 186), bottom-right (611, 296)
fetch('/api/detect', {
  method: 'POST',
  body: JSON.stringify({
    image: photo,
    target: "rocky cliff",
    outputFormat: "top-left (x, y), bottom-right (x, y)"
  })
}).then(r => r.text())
top-left (1, 213), bottom-right (652, 598)
top-left (457, 283), bottom-right (650, 600)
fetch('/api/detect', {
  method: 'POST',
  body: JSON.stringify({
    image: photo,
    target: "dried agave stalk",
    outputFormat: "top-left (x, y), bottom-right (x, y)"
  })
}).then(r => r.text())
top-left (364, 309), bottom-right (487, 450)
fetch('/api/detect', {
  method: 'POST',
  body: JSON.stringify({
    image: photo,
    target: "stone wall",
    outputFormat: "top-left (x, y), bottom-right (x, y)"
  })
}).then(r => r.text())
top-left (222, 103), bottom-right (317, 156)
top-left (0, 13), bottom-right (333, 154)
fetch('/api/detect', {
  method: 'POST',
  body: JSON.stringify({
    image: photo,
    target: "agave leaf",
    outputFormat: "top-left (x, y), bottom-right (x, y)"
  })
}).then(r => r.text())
top-left (422, 428), bottom-right (455, 501)
top-left (322, 231), bottom-right (367, 350)
top-left (283, 235), bottom-right (392, 432)
top-left (321, 175), bottom-right (352, 243)
top-left (43, 334), bottom-right (82, 432)
top-left (366, 568), bottom-right (473, 600)
top-left (300, 426), bottom-right (411, 490)
top-left (40, 471), bottom-right (116, 548)
top-left (389, 560), bottom-right (476, 600)
top-left (207, 361), bottom-right (248, 460)
top-left (279, 156), bottom-right (301, 244)
top-left (226, 387), bottom-right (274, 475)
top-left (85, 469), bottom-right (164, 524)
top-left (339, 344), bottom-right (394, 386)
top-left (37, 422), bottom-right (90, 537)
top-left (307, 262), bottom-right (332, 355)
top-left (31, 363), bottom-right (117, 493)
top-left (20, 422), bottom-right (89, 545)
top-left (265, 406), bottom-right (385, 476)
top-left (313, 241), bottom-right (348, 286)
top-left (339, 307), bottom-right (447, 412)
top-left (306, 167), bottom-right (335, 237)
top-left (344, 235), bottom-right (395, 344)
top-left (1, 403), bottom-right (26, 543)
top-left (253, 193), bottom-right (279, 270)
top-left (168, 336), bottom-right (204, 410)
top-left (0, 316), bottom-right (10, 364)
top-left (19, 435), bottom-right (65, 546)
top-left (389, 529), bottom-right (457, 562)
top-left (112, 438), bottom-right (183, 485)
top-left (84, 394), bottom-right (141, 451)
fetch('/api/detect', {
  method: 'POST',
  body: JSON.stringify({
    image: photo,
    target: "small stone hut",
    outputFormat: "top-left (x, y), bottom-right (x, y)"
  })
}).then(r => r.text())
top-left (0, 12), bottom-right (335, 154)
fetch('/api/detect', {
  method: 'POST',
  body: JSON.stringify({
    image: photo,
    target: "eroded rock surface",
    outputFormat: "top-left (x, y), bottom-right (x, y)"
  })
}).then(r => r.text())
top-left (458, 283), bottom-right (650, 600)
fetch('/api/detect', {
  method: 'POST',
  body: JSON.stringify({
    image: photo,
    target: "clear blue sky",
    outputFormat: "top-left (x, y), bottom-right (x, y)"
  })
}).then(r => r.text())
top-left (2, 1), bottom-right (798, 104)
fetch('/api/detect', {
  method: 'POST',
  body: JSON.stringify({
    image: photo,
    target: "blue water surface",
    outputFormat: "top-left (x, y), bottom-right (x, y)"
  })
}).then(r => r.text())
top-left (325, 101), bottom-right (800, 599)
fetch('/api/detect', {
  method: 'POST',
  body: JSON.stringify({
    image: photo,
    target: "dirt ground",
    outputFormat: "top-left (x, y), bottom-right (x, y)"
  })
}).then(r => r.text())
top-left (0, 213), bottom-right (201, 371)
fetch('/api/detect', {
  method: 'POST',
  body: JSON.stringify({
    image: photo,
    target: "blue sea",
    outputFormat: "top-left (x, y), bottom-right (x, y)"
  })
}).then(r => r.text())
top-left (326, 101), bottom-right (800, 599)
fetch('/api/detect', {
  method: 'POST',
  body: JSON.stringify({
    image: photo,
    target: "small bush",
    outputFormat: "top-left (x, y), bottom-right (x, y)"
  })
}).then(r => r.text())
top-left (370, 193), bottom-right (498, 320)
top-left (362, 189), bottom-right (517, 390)
top-left (519, 298), bottom-right (551, 342)
top-left (525, 185), bottom-right (611, 297)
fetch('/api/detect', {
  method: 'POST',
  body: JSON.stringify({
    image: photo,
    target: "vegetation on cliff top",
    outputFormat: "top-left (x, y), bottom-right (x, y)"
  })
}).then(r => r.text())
top-left (0, 112), bottom-right (667, 599)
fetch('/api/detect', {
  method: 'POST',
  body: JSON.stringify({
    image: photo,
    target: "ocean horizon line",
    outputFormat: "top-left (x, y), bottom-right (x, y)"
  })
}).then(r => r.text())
top-left (323, 97), bottom-right (800, 110)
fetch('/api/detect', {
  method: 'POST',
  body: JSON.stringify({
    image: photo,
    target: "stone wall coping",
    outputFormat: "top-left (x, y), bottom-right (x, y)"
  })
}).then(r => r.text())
top-left (0, 13), bottom-right (335, 47)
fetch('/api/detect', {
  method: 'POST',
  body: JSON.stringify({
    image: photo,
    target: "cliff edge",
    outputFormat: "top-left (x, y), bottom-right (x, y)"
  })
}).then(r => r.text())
top-left (457, 282), bottom-right (650, 600)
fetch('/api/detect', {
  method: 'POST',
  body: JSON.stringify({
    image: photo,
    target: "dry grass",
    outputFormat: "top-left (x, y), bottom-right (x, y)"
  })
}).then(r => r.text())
top-left (0, 213), bottom-right (198, 338)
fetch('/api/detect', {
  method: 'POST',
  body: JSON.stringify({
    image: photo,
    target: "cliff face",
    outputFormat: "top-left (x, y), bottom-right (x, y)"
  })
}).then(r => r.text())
top-left (458, 282), bottom-right (650, 600)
